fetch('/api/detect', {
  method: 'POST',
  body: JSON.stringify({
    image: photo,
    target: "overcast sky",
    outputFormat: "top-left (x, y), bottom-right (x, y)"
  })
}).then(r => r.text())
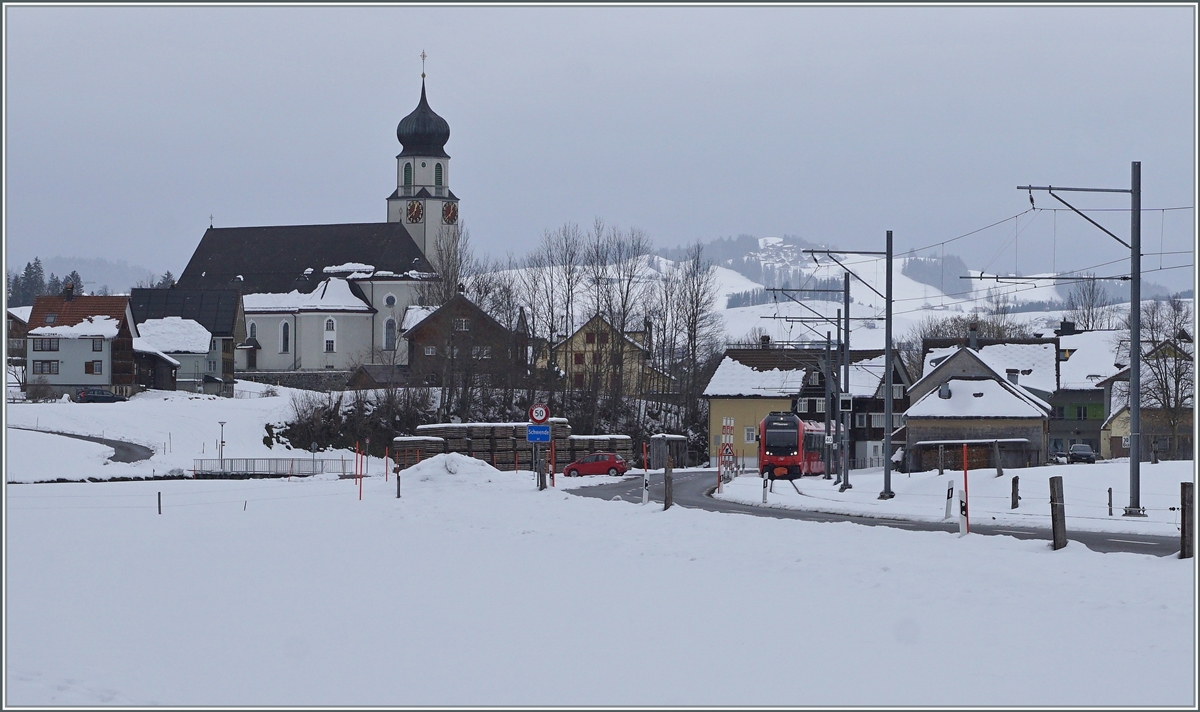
top-left (4, 4), bottom-right (1196, 291)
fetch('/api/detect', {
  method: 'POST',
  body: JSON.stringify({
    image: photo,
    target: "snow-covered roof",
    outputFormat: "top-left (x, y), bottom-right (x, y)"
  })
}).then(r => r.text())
top-left (134, 317), bottom-right (211, 354)
top-left (703, 356), bottom-right (805, 398)
top-left (28, 315), bottom-right (121, 339)
top-left (401, 305), bottom-right (436, 331)
top-left (1058, 330), bottom-right (1123, 390)
top-left (906, 378), bottom-right (1048, 419)
top-left (7, 306), bottom-right (32, 323)
top-left (132, 342), bottom-right (181, 367)
top-left (924, 342), bottom-right (1057, 394)
top-left (323, 262), bottom-right (375, 274)
top-left (242, 278), bottom-right (370, 314)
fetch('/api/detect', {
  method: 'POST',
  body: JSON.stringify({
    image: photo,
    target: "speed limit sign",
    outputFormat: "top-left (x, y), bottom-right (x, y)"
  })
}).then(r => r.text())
top-left (529, 403), bottom-right (550, 424)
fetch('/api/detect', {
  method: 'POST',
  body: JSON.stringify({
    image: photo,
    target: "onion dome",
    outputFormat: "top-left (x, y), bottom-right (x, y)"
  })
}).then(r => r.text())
top-left (396, 79), bottom-right (450, 158)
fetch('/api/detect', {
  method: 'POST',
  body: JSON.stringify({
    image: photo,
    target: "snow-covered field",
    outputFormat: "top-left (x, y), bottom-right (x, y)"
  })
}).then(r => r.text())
top-left (716, 460), bottom-right (1196, 537)
top-left (5, 382), bottom-right (1197, 706)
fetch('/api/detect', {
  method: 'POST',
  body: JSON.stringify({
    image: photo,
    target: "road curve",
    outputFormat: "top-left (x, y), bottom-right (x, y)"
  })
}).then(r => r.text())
top-left (8, 426), bottom-right (155, 464)
top-left (569, 468), bottom-right (1183, 557)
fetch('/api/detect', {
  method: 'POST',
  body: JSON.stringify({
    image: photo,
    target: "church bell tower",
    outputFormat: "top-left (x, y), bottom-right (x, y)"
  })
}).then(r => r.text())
top-left (387, 68), bottom-right (459, 259)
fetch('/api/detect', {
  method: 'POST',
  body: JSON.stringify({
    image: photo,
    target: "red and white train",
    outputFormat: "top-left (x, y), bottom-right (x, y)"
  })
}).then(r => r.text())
top-left (758, 411), bottom-right (830, 479)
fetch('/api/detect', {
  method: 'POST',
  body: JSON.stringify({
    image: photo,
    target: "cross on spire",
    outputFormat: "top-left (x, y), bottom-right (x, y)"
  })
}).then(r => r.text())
top-left (420, 50), bottom-right (427, 79)
top-left (209, 213), bottom-right (213, 228)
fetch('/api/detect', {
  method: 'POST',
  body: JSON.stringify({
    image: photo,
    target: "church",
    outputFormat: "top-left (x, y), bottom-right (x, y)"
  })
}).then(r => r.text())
top-left (175, 76), bottom-right (460, 389)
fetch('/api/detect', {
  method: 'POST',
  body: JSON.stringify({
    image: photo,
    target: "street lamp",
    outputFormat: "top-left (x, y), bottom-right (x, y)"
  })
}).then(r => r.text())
top-left (218, 421), bottom-right (226, 471)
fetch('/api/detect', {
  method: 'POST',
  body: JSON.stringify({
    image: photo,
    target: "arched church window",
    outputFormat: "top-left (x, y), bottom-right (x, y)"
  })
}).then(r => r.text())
top-left (435, 163), bottom-right (443, 186)
top-left (404, 163), bottom-right (413, 186)
top-left (281, 322), bottom-right (290, 353)
top-left (325, 319), bottom-right (335, 332)
top-left (385, 318), bottom-right (397, 351)
top-left (248, 322), bottom-right (256, 339)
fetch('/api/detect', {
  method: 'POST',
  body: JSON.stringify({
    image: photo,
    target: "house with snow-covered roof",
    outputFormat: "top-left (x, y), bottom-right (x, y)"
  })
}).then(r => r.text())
top-left (133, 317), bottom-right (213, 393)
top-left (903, 345), bottom-right (1050, 472)
top-left (25, 285), bottom-right (142, 398)
top-left (129, 288), bottom-right (244, 396)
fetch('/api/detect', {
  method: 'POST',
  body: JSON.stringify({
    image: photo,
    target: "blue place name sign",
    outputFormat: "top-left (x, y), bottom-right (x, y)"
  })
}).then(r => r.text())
top-left (526, 424), bottom-right (551, 443)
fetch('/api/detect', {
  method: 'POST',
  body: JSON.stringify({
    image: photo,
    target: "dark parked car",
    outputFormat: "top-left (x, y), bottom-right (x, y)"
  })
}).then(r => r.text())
top-left (76, 387), bottom-right (127, 403)
top-left (1068, 444), bottom-right (1097, 464)
top-left (564, 452), bottom-right (629, 477)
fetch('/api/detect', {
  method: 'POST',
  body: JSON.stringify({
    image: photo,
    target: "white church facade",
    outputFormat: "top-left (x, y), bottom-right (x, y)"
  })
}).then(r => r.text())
top-left (175, 78), bottom-right (459, 388)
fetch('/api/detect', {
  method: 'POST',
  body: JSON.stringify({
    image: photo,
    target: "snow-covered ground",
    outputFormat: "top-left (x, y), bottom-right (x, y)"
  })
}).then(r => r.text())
top-left (716, 460), bottom-right (1194, 537)
top-left (5, 452), bottom-right (1194, 706)
top-left (5, 379), bottom-right (1196, 705)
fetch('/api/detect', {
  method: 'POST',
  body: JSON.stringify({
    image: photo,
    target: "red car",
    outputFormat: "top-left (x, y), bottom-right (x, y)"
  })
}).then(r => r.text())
top-left (564, 452), bottom-right (629, 477)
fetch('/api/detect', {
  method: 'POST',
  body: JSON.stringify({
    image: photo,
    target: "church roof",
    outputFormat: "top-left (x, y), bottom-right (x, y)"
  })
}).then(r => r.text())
top-left (176, 222), bottom-right (435, 294)
top-left (396, 80), bottom-right (450, 158)
top-left (130, 288), bottom-right (241, 338)
top-left (386, 186), bottom-right (458, 201)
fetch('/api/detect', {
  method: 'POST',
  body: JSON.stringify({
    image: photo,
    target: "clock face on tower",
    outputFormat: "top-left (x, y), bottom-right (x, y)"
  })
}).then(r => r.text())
top-left (442, 202), bottom-right (459, 225)
top-left (406, 201), bottom-right (424, 223)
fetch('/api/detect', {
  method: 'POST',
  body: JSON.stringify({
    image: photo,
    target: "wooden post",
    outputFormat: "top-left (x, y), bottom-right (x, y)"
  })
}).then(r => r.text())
top-left (1108, 487), bottom-right (1113, 516)
top-left (962, 444), bottom-right (969, 527)
top-left (938, 444), bottom-right (945, 476)
top-left (396, 470), bottom-right (401, 499)
top-left (993, 440), bottom-right (1003, 478)
top-left (384, 447), bottom-right (389, 482)
top-left (158, 491), bottom-right (161, 515)
top-left (1049, 475), bottom-right (1067, 550)
top-left (1011, 475), bottom-right (1019, 509)
top-left (663, 456), bottom-right (674, 510)
top-left (1181, 482), bottom-right (1193, 559)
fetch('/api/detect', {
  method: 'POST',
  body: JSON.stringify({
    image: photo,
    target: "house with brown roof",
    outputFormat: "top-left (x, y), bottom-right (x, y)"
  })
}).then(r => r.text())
top-left (25, 284), bottom-right (144, 398)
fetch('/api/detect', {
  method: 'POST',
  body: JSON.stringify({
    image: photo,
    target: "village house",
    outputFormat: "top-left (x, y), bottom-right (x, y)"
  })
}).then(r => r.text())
top-left (7, 305), bottom-right (31, 384)
top-left (549, 314), bottom-right (671, 397)
top-left (133, 317), bottom-right (213, 393)
top-left (25, 285), bottom-right (139, 398)
top-left (903, 345), bottom-right (1051, 472)
top-left (403, 292), bottom-right (529, 390)
top-left (129, 288), bottom-right (244, 396)
top-left (1095, 337), bottom-right (1195, 460)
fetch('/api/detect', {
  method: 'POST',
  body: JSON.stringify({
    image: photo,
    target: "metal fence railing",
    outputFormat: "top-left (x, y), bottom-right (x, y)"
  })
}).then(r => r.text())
top-left (193, 458), bottom-right (350, 477)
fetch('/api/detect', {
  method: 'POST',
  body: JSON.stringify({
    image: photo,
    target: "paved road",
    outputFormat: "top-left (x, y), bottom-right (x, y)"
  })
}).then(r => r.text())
top-left (569, 468), bottom-right (1183, 557)
top-left (8, 426), bottom-right (155, 463)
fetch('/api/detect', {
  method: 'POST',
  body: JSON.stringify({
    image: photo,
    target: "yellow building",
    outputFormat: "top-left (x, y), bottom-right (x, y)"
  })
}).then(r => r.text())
top-left (549, 314), bottom-right (672, 396)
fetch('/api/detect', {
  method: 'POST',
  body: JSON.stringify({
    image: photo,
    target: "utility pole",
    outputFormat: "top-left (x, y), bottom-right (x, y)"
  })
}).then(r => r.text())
top-left (832, 310), bottom-right (842, 486)
top-left (881, 230), bottom-right (895, 499)
top-left (1017, 162), bottom-right (1143, 515)
top-left (218, 421), bottom-right (226, 472)
top-left (840, 273), bottom-right (852, 492)
top-left (824, 332), bottom-right (832, 479)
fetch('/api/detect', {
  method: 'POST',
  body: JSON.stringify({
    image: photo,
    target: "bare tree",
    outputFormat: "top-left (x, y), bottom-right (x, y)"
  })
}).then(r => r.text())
top-left (676, 242), bottom-right (724, 443)
top-left (418, 223), bottom-right (476, 307)
top-left (1113, 295), bottom-right (1194, 459)
top-left (900, 313), bottom-right (1034, 380)
top-left (1064, 275), bottom-right (1116, 330)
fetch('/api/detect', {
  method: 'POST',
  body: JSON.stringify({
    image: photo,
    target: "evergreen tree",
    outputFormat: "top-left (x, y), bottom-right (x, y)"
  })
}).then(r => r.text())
top-left (64, 270), bottom-right (84, 294)
top-left (154, 271), bottom-right (175, 289)
top-left (46, 273), bottom-right (63, 296)
top-left (6, 270), bottom-right (19, 305)
top-left (19, 259), bottom-right (45, 306)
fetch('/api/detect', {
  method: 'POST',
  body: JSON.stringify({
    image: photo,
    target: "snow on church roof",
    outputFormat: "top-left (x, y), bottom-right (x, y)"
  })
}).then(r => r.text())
top-left (135, 317), bottom-right (211, 354)
top-left (242, 278), bottom-right (371, 314)
top-left (906, 378), bottom-right (1048, 419)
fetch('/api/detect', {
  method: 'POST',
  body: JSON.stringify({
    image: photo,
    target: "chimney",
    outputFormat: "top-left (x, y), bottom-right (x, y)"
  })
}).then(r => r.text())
top-left (1006, 368), bottom-right (1019, 385)
top-left (760, 334), bottom-right (771, 349)
top-left (938, 382), bottom-right (952, 399)
top-left (968, 322), bottom-right (978, 350)
top-left (1058, 319), bottom-right (1076, 336)
top-left (62, 282), bottom-right (75, 301)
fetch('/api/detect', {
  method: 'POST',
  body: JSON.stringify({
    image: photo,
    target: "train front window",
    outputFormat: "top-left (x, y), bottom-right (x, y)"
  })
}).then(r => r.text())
top-left (764, 428), bottom-right (798, 454)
